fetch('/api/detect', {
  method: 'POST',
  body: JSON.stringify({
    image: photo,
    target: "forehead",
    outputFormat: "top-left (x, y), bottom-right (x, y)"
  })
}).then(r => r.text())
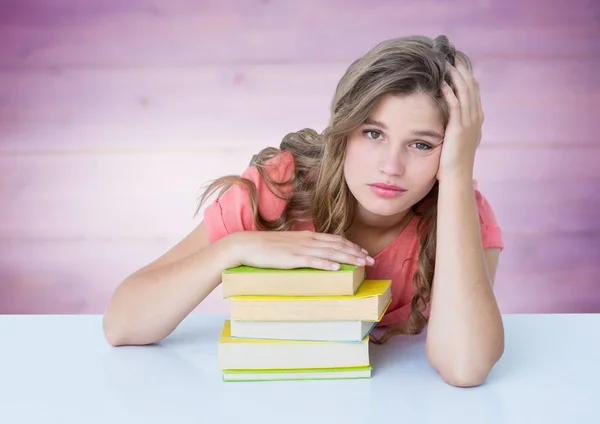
top-left (369, 93), bottom-right (444, 131)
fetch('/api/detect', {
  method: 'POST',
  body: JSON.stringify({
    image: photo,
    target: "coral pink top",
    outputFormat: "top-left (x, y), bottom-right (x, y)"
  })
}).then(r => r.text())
top-left (204, 151), bottom-right (504, 327)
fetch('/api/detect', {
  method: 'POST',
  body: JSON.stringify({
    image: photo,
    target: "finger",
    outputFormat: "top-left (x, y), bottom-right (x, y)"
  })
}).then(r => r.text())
top-left (301, 240), bottom-right (370, 261)
top-left (447, 64), bottom-right (470, 127)
top-left (478, 88), bottom-right (484, 122)
top-left (460, 64), bottom-right (482, 123)
top-left (474, 78), bottom-right (484, 123)
top-left (470, 78), bottom-right (482, 123)
top-left (301, 246), bottom-right (371, 267)
top-left (442, 81), bottom-right (461, 126)
top-left (295, 255), bottom-right (342, 271)
top-left (312, 232), bottom-right (368, 255)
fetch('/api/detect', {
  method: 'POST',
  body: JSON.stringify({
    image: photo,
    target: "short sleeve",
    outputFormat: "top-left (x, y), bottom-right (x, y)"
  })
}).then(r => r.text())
top-left (202, 152), bottom-right (295, 244)
top-left (473, 181), bottom-right (504, 251)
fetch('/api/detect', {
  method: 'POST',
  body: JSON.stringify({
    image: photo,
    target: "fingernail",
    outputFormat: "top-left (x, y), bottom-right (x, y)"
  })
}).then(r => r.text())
top-left (367, 256), bottom-right (375, 264)
top-left (361, 248), bottom-right (368, 254)
top-left (357, 258), bottom-right (366, 265)
top-left (330, 263), bottom-right (340, 270)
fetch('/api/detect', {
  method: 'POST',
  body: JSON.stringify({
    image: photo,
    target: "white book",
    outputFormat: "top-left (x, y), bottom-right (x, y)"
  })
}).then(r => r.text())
top-left (230, 319), bottom-right (377, 342)
top-left (218, 320), bottom-right (370, 371)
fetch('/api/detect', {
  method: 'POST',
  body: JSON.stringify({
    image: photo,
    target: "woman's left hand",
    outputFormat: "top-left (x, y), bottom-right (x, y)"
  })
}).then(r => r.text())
top-left (437, 62), bottom-right (484, 181)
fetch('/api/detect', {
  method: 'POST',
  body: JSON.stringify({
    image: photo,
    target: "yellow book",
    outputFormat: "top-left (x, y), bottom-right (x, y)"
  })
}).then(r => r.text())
top-left (221, 264), bottom-right (365, 297)
top-left (218, 320), bottom-right (370, 371)
top-left (229, 279), bottom-right (392, 322)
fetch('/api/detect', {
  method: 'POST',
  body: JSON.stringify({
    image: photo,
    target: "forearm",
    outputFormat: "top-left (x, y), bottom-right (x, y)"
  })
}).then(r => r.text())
top-left (426, 173), bottom-right (504, 385)
top-left (103, 236), bottom-right (240, 346)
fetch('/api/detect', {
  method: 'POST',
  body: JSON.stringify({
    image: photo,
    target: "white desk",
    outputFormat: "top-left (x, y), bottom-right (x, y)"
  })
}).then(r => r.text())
top-left (0, 314), bottom-right (598, 423)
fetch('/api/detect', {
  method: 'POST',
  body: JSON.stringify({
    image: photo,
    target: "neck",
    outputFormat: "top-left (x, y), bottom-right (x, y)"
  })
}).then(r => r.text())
top-left (350, 204), bottom-right (413, 235)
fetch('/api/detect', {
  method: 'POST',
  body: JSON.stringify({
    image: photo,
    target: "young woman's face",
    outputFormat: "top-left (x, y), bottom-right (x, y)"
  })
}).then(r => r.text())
top-left (344, 92), bottom-right (445, 223)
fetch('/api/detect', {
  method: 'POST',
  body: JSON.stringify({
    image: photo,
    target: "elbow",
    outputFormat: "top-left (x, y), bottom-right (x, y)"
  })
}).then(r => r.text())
top-left (427, 334), bottom-right (504, 388)
top-left (102, 307), bottom-right (164, 347)
top-left (102, 278), bottom-right (158, 347)
top-left (428, 347), bottom-right (504, 388)
top-left (437, 365), bottom-right (492, 388)
top-left (104, 330), bottom-right (125, 347)
top-left (102, 312), bottom-right (130, 347)
top-left (102, 287), bottom-right (132, 347)
top-left (102, 314), bottom-right (158, 347)
top-left (102, 302), bottom-right (147, 347)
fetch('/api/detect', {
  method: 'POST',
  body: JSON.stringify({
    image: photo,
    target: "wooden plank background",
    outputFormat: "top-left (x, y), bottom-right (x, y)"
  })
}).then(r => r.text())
top-left (1, 0), bottom-right (599, 314)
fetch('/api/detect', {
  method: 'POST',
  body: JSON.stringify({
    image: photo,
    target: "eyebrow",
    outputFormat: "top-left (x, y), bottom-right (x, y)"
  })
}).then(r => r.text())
top-left (412, 129), bottom-right (444, 140)
top-left (363, 118), bottom-right (444, 140)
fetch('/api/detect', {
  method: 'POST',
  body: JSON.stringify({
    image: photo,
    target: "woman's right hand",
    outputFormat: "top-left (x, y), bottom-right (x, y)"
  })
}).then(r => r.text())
top-left (226, 230), bottom-right (374, 271)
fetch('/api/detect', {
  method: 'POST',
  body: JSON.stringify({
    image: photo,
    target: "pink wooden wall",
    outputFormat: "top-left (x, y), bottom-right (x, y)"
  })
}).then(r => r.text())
top-left (1, 0), bottom-right (599, 314)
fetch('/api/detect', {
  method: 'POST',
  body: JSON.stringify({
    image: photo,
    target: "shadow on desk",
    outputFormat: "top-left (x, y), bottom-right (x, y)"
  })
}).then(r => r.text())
top-left (368, 330), bottom-right (428, 371)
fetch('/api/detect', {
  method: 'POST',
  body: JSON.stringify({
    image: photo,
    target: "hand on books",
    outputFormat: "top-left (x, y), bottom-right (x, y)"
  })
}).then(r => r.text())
top-left (229, 230), bottom-right (375, 271)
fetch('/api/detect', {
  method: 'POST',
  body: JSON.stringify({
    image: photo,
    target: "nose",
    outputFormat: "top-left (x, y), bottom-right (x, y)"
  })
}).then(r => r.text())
top-left (377, 145), bottom-right (405, 176)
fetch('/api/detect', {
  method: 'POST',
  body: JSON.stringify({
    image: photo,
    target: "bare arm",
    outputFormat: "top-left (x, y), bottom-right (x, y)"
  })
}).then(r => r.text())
top-left (102, 221), bottom-right (240, 346)
top-left (425, 175), bottom-right (504, 387)
top-left (426, 62), bottom-right (505, 387)
top-left (102, 223), bottom-right (371, 347)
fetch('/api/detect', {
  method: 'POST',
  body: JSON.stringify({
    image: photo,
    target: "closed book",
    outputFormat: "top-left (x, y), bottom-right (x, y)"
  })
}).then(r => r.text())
top-left (218, 320), bottom-right (370, 370)
top-left (221, 264), bottom-right (365, 297)
top-left (222, 366), bottom-right (372, 382)
top-left (229, 319), bottom-right (378, 342)
top-left (229, 279), bottom-right (392, 322)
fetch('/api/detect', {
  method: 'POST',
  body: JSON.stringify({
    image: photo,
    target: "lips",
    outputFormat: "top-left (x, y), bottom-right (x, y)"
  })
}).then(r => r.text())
top-left (368, 183), bottom-right (407, 199)
top-left (369, 183), bottom-right (406, 192)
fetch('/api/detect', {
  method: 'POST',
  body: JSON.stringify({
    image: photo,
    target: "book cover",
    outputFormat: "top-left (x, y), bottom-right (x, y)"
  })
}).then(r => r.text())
top-left (222, 365), bottom-right (372, 382)
top-left (229, 319), bottom-right (379, 342)
top-left (221, 264), bottom-right (365, 297)
top-left (218, 320), bottom-right (371, 370)
top-left (229, 279), bottom-right (392, 322)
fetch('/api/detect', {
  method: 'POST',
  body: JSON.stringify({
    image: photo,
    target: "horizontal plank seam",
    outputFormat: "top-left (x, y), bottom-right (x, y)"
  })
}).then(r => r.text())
top-left (0, 143), bottom-right (599, 156)
top-left (0, 53), bottom-right (600, 70)
top-left (1, 231), bottom-right (599, 242)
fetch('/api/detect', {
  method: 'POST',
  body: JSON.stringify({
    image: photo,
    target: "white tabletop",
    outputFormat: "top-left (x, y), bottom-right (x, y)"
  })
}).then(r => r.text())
top-left (0, 314), bottom-right (598, 424)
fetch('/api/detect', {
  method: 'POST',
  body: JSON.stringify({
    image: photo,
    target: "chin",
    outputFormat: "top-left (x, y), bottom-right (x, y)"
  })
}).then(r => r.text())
top-left (356, 193), bottom-right (413, 217)
top-left (364, 203), bottom-right (408, 217)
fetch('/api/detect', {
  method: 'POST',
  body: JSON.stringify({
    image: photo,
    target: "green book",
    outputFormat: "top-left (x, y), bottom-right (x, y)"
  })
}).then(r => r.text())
top-left (222, 365), bottom-right (372, 382)
top-left (221, 264), bottom-right (365, 297)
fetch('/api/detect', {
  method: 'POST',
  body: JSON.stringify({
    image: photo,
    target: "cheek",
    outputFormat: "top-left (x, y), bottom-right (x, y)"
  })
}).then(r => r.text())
top-left (404, 153), bottom-right (440, 196)
top-left (413, 150), bottom-right (441, 179)
top-left (425, 155), bottom-right (441, 178)
top-left (344, 139), bottom-right (371, 176)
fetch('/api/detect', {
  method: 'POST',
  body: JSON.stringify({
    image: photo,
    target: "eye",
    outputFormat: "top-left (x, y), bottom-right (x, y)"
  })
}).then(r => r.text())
top-left (363, 129), bottom-right (384, 140)
top-left (411, 141), bottom-right (432, 150)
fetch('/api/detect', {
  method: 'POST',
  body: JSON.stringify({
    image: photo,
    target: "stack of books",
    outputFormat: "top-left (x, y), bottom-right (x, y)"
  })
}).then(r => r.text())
top-left (217, 264), bottom-right (392, 382)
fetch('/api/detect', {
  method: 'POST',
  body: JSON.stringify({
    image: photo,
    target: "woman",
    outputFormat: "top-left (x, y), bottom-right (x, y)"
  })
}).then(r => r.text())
top-left (103, 35), bottom-right (505, 387)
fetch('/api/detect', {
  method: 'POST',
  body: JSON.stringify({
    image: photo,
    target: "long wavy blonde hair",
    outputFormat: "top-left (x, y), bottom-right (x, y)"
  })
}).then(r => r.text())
top-left (197, 35), bottom-right (473, 343)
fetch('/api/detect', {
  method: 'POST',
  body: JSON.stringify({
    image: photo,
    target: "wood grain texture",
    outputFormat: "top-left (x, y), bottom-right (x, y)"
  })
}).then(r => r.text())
top-left (1, 234), bottom-right (598, 314)
top-left (0, 149), bottom-right (598, 239)
top-left (1, 0), bottom-right (599, 70)
top-left (0, 239), bottom-right (226, 314)
top-left (0, 151), bottom-right (250, 239)
top-left (3, 0), bottom-right (597, 25)
top-left (1, 59), bottom-right (599, 151)
top-left (1, 0), bottom-right (598, 315)
top-left (494, 268), bottom-right (600, 313)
